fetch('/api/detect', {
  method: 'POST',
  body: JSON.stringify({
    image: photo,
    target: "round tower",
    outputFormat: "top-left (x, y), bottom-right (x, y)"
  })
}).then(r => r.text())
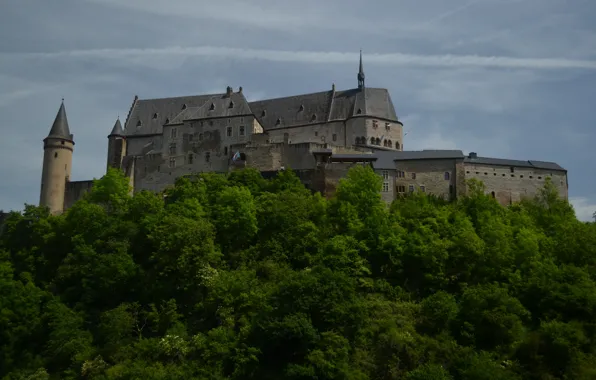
top-left (40, 100), bottom-right (74, 215)
top-left (107, 117), bottom-right (126, 171)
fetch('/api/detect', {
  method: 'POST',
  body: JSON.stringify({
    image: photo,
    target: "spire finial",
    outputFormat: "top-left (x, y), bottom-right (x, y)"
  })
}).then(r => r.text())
top-left (358, 50), bottom-right (365, 90)
top-left (61, 97), bottom-right (64, 103)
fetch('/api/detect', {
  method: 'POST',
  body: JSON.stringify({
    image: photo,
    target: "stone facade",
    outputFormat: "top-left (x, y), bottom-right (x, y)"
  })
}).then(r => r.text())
top-left (36, 59), bottom-right (568, 214)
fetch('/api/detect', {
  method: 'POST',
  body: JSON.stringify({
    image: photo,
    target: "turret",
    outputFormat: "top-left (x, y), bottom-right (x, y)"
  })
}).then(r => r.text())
top-left (40, 100), bottom-right (74, 215)
top-left (107, 117), bottom-right (126, 171)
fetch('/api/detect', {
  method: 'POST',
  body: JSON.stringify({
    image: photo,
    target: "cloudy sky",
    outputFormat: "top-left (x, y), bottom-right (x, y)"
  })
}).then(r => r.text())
top-left (1, 0), bottom-right (595, 220)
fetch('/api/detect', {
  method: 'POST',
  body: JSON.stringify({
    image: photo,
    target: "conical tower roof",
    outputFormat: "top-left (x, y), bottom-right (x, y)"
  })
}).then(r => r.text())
top-left (47, 100), bottom-right (72, 139)
top-left (109, 118), bottom-right (125, 137)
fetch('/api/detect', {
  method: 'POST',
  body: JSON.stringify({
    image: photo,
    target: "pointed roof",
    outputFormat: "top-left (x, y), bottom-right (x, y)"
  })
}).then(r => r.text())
top-left (109, 117), bottom-right (125, 137)
top-left (357, 50), bottom-right (365, 89)
top-left (47, 100), bottom-right (72, 139)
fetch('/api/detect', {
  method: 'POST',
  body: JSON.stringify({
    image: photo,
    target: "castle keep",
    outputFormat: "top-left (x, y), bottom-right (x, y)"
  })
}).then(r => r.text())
top-left (39, 54), bottom-right (568, 214)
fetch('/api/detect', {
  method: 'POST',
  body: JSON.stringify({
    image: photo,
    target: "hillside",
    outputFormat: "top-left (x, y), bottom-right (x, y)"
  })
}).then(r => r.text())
top-left (1, 166), bottom-right (596, 379)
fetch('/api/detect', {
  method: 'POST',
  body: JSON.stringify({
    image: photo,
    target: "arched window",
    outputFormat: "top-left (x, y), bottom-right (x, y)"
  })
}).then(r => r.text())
top-left (387, 139), bottom-right (392, 147)
top-left (491, 191), bottom-right (496, 198)
top-left (383, 140), bottom-right (387, 147)
top-left (370, 137), bottom-right (375, 145)
top-left (375, 137), bottom-right (381, 145)
top-left (395, 141), bottom-right (400, 150)
top-left (188, 153), bottom-right (194, 165)
top-left (444, 172), bottom-right (450, 180)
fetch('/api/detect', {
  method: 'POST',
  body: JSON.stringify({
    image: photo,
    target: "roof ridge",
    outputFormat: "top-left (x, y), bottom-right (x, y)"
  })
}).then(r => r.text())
top-left (137, 93), bottom-right (224, 102)
top-left (123, 95), bottom-right (138, 130)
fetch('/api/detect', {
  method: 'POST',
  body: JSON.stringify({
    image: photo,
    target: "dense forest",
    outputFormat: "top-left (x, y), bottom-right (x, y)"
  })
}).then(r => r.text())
top-left (1, 166), bottom-right (596, 379)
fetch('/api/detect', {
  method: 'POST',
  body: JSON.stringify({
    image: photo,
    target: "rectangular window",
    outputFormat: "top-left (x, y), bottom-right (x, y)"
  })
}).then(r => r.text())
top-left (411, 173), bottom-right (416, 179)
top-left (171, 128), bottom-right (177, 139)
top-left (188, 154), bottom-right (193, 165)
top-left (385, 122), bottom-right (390, 130)
top-left (420, 185), bottom-right (426, 193)
top-left (382, 182), bottom-right (389, 192)
top-left (444, 171), bottom-right (450, 180)
top-left (372, 120), bottom-right (378, 129)
top-left (397, 185), bottom-right (406, 193)
top-left (169, 158), bottom-right (176, 168)
top-left (227, 127), bottom-right (233, 137)
top-left (239, 126), bottom-right (245, 136)
top-left (188, 134), bottom-right (193, 142)
top-left (408, 185), bottom-right (415, 193)
top-left (332, 134), bottom-right (337, 142)
top-left (205, 152), bottom-right (210, 162)
top-left (315, 131), bottom-right (318, 137)
top-left (382, 170), bottom-right (389, 180)
top-left (169, 143), bottom-right (176, 155)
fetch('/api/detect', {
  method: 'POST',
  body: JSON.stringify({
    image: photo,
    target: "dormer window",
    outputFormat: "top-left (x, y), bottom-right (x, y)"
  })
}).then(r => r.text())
top-left (136, 120), bottom-right (142, 127)
top-left (261, 110), bottom-right (267, 117)
top-left (299, 104), bottom-right (304, 111)
top-left (209, 103), bottom-right (215, 111)
top-left (276, 118), bottom-right (281, 125)
top-left (311, 114), bottom-right (316, 121)
top-left (357, 108), bottom-right (362, 114)
top-left (181, 104), bottom-right (187, 110)
top-left (165, 118), bottom-right (170, 124)
top-left (229, 101), bottom-right (234, 109)
top-left (152, 113), bottom-right (158, 119)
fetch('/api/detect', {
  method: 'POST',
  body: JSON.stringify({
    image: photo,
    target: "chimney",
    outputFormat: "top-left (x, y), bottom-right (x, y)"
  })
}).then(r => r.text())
top-left (238, 86), bottom-right (243, 93)
top-left (468, 152), bottom-right (477, 159)
top-left (226, 86), bottom-right (233, 97)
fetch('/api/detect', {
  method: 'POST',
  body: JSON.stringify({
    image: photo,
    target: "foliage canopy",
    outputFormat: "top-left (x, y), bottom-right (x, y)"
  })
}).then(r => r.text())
top-left (1, 166), bottom-right (595, 379)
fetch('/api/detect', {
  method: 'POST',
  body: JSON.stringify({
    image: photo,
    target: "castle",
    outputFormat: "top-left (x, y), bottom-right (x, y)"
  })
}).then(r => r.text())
top-left (39, 53), bottom-right (568, 215)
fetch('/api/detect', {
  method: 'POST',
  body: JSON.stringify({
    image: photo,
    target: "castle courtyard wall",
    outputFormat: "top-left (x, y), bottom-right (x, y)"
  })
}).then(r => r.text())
top-left (463, 163), bottom-right (568, 205)
top-left (393, 159), bottom-right (459, 200)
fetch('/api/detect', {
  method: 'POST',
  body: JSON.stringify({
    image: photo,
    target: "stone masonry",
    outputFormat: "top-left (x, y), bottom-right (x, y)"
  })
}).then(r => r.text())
top-left (37, 54), bottom-right (568, 214)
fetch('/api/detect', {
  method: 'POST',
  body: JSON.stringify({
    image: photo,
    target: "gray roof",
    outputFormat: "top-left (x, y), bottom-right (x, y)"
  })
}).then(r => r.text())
top-left (47, 101), bottom-right (72, 140)
top-left (373, 150), bottom-right (465, 169)
top-left (250, 87), bottom-right (399, 130)
top-left (109, 118), bottom-right (124, 136)
top-left (465, 156), bottom-right (565, 171)
top-left (168, 92), bottom-right (253, 125)
top-left (125, 94), bottom-right (220, 136)
top-left (124, 86), bottom-right (399, 136)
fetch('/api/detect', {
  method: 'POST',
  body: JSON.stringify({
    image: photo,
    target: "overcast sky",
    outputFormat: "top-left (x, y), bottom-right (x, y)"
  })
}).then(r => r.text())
top-left (1, 0), bottom-right (595, 220)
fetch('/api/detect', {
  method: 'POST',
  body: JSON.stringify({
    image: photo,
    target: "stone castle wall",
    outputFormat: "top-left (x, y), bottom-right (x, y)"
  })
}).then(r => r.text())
top-left (64, 180), bottom-right (94, 210)
top-left (393, 159), bottom-right (460, 200)
top-left (463, 162), bottom-right (568, 205)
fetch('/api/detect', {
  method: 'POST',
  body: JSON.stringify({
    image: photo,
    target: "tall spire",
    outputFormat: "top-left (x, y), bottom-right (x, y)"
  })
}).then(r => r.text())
top-left (47, 99), bottom-right (72, 139)
top-left (358, 49), bottom-right (365, 90)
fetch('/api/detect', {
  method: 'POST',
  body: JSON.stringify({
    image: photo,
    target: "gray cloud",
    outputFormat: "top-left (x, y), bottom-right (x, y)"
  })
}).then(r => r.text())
top-left (1, 0), bottom-right (595, 220)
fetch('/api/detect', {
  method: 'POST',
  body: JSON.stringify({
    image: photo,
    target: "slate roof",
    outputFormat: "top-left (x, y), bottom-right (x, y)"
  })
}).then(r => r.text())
top-left (373, 150), bottom-right (465, 169)
top-left (109, 118), bottom-right (124, 136)
top-left (250, 87), bottom-right (399, 130)
top-left (465, 156), bottom-right (565, 171)
top-left (125, 94), bottom-right (220, 136)
top-left (168, 92), bottom-right (253, 125)
top-left (47, 102), bottom-right (72, 140)
top-left (124, 86), bottom-right (399, 136)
